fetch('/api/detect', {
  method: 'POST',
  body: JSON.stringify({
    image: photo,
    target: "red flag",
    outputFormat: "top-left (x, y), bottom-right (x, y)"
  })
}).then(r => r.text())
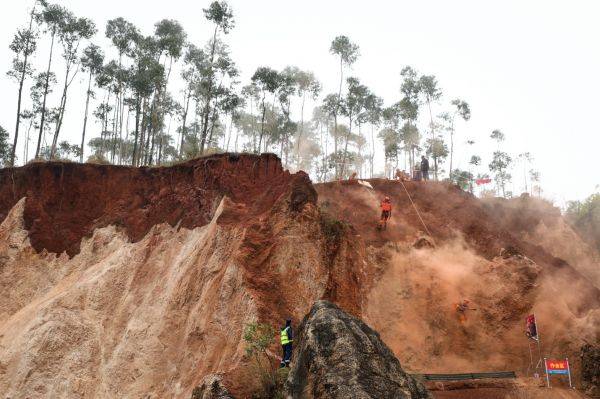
top-left (526, 314), bottom-right (538, 340)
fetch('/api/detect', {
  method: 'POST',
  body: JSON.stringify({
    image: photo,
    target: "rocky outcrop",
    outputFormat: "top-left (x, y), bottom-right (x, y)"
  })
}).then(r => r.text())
top-left (285, 300), bottom-right (431, 399)
top-left (582, 343), bottom-right (600, 398)
top-left (191, 375), bottom-right (234, 399)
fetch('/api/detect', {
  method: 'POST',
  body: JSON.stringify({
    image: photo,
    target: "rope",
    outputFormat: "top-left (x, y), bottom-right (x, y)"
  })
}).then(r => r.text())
top-left (399, 180), bottom-right (435, 243)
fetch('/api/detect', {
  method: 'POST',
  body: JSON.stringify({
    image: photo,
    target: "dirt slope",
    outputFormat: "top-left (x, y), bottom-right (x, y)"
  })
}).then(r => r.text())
top-left (0, 156), bottom-right (598, 398)
top-left (316, 179), bottom-right (599, 383)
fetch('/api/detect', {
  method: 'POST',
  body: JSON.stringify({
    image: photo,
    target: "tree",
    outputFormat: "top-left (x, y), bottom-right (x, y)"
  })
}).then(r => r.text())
top-left (79, 44), bottom-right (104, 162)
top-left (490, 129), bottom-right (505, 148)
top-left (129, 35), bottom-right (164, 166)
top-left (339, 77), bottom-right (369, 177)
top-left (34, 2), bottom-right (69, 159)
top-left (276, 67), bottom-right (297, 164)
top-left (294, 69), bottom-right (321, 153)
top-left (518, 152), bottom-right (533, 194)
top-left (400, 122), bottom-right (420, 173)
top-left (0, 126), bottom-right (10, 166)
top-left (8, 1), bottom-right (39, 166)
top-left (378, 127), bottom-right (400, 177)
top-left (251, 66), bottom-right (280, 152)
top-left (418, 74), bottom-right (442, 178)
top-left (49, 14), bottom-right (96, 158)
top-left (199, 1), bottom-right (235, 155)
top-left (426, 136), bottom-right (449, 178)
top-left (151, 19), bottom-right (186, 163)
top-left (489, 151), bottom-right (512, 197)
top-left (399, 67), bottom-right (421, 172)
top-left (330, 35), bottom-right (359, 173)
top-left (363, 94), bottom-right (383, 177)
top-left (106, 17), bottom-right (140, 163)
top-left (529, 169), bottom-right (541, 196)
top-left (448, 99), bottom-right (471, 177)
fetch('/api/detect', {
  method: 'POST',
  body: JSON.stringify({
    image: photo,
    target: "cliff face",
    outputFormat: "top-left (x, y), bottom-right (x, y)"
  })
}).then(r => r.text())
top-left (0, 154), bottom-right (370, 398)
top-left (0, 155), bottom-right (598, 398)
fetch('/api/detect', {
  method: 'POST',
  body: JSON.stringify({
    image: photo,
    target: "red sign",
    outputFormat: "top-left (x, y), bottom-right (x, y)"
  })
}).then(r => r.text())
top-left (475, 178), bottom-right (492, 186)
top-left (545, 359), bottom-right (569, 375)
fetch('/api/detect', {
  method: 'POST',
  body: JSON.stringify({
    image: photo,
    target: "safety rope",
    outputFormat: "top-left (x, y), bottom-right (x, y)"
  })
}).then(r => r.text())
top-left (399, 180), bottom-right (435, 243)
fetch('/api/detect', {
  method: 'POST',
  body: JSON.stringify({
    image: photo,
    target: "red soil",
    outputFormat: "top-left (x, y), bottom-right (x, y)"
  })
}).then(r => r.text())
top-left (316, 179), bottom-right (600, 313)
top-left (0, 153), bottom-right (314, 257)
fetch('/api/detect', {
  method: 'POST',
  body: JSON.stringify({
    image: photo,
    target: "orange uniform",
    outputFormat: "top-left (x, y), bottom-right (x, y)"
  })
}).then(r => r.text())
top-left (379, 197), bottom-right (392, 230)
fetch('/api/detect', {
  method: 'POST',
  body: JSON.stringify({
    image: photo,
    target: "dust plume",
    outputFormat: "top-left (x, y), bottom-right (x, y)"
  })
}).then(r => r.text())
top-left (364, 237), bottom-right (599, 375)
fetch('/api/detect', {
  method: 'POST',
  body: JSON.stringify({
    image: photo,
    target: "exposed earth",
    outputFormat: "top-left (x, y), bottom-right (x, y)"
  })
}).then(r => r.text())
top-left (0, 154), bottom-right (598, 398)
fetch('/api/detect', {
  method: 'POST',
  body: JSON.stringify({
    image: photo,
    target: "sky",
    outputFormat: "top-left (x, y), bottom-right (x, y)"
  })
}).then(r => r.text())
top-left (1, 0), bottom-right (599, 205)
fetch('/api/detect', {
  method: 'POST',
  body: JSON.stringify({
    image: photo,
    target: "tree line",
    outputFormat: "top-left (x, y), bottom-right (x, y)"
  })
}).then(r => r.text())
top-left (2, 0), bottom-right (541, 198)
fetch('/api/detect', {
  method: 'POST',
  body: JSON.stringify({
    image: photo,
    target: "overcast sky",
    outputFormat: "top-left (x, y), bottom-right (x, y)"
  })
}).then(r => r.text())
top-left (1, 0), bottom-right (598, 204)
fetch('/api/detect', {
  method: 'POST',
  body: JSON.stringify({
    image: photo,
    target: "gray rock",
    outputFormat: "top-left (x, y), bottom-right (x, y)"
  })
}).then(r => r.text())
top-left (285, 300), bottom-right (431, 399)
top-left (191, 375), bottom-right (234, 399)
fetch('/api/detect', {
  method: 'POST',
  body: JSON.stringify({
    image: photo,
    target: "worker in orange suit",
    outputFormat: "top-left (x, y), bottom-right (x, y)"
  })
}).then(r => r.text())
top-left (378, 196), bottom-right (392, 230)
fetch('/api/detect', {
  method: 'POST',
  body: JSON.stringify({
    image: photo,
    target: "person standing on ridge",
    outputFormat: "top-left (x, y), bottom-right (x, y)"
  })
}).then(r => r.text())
top-left (280, 319), bottom-right (293, 368)
top-left (421, 156), bottom-right (430, 182)
top-left (378, 196), bottom-right (392, 230)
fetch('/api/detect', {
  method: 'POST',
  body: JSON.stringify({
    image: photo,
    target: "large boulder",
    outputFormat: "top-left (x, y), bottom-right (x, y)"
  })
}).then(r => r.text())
top-left (285, 300), bottom-right (431, 399)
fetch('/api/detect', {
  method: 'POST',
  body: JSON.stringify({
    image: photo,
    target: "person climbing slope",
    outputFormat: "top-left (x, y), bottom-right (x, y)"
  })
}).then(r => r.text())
top-left (378, 196), bottom-right (392, 230)
top-left (280, 319), bottom-right (293, 368)
top-left (455, 299), bottom-right (473, 324)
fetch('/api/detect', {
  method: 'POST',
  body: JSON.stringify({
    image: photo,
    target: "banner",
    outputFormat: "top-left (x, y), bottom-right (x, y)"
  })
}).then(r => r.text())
top-left (525, 314), bottom-right (538, 340)
top-left (545, 359), bottom-right (569, 375)
top-left (475, 178), bottom-right (492, 186)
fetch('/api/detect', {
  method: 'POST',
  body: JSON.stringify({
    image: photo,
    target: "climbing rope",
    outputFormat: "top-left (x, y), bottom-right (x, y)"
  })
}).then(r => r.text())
top-left (399, 180), bottom-right (435, 244)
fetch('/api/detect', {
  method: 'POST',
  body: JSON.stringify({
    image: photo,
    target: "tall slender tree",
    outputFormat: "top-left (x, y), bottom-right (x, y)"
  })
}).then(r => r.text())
top-left (294, 69), bottom-right (321, 155)
top-left (34, 2), bottom-right (68, 158)
top-left (50, 14), bottom-right (96, 158)
top-left (330, 35), bottom-right (359, 175)
top-left (418, 74), bottom-right (442, 179)
top-left (448, 99), bottom-right (470, 177)
top-left (199, 1), bottom-right (235, 155)
top-left (79, 44), bottom-right (104, 162)
top-left (251, 66), bottom-right (280, 152)
top-left (8, 0), bottom-right (40, 166)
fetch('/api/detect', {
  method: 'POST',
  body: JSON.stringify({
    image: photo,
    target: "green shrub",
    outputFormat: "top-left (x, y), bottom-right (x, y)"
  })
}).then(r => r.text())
top-left (244, 322), bottom-right (287, 398)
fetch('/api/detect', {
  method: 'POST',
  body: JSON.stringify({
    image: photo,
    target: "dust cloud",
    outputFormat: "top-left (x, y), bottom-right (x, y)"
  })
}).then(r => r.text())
top-left (364, 237), bottom-right (599, 375)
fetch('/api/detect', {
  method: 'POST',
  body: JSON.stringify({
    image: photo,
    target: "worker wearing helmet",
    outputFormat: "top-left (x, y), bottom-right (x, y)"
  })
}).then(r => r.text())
top-left (379, 197), bottom-right (392, 230)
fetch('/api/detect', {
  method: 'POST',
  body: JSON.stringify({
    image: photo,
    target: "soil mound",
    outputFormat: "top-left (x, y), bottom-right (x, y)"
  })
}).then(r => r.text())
top-left (285, 300), bottom-right (431, 399)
